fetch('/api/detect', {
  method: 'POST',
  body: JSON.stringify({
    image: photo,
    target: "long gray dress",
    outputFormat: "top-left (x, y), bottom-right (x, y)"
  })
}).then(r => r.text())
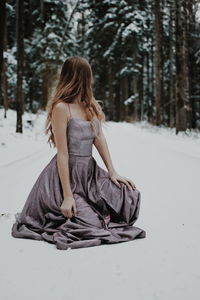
top-left (11, 110), bottom-right (146, 250)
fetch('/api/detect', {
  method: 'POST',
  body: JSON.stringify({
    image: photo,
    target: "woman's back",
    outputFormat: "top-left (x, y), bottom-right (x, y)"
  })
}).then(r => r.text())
top-left (66, 102), bottom-right (100, 157)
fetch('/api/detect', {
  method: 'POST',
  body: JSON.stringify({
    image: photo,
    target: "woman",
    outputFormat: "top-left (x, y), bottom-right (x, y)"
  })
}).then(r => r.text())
top-left (11, 56), bottom-right (146, 250)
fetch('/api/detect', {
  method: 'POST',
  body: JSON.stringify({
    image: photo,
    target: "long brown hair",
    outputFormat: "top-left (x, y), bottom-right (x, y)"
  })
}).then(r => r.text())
top-left (45, 56), bottom-right (105, 147)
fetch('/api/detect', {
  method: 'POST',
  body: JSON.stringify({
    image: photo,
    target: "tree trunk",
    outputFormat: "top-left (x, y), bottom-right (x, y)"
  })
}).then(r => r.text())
top-left (187, 0), bottom-right (197, 128)
top-left (169, 0), bottom-right (175, 128)
top-left (121, 76), bottom-right (129, 121)
top-left (108, 63), bottom-right (114, 120)
top-left (0, 0), bottom-right (6, 105)
top-left (2, 11), bottom-right (8, 118)
top-left (27, 0), bottom-right (34, 112)
top-left (133, 76), bottom-right (139, 121)
top-left (175, 0), bottom-right (191, 133)
top-left (149, 31), bottom-right (155, 124)
top-left (16, 0), bottom-right (24, 133)
top-left (154, 0), bottom-right (162, 125)
top-left (114, 83), bottom-right (120, 122)
top-left (41, 67), bottom-right (50, 110)
top-left (146, 50), bottom-right (151, 122)
top-left (139, 53), bottom-right (144, 121)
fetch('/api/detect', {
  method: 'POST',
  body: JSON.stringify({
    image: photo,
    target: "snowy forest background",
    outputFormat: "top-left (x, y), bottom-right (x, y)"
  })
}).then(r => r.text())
top-left (0, 0), bottom-right (200, 133)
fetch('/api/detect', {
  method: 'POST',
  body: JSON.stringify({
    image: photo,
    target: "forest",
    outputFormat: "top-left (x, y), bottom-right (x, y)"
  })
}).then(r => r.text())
top-left (1, 2), bottom-right (200, 295)
top-left (0, 0), bottom-right (200, 134)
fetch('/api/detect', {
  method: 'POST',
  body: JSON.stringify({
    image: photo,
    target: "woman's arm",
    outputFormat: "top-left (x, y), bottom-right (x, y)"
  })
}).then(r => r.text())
top-left (51, 102), bottom-right (77, 218)
top-left (93, 121), bottom-right (136, 190)
top-left (93, 122), bottom-right (116, 176)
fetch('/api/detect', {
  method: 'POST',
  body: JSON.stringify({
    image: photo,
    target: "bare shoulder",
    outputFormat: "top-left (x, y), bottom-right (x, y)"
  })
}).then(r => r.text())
top-left (53, 102), bottom-right (68, 113)
top-left (52, 102), bottom-right (69, 120)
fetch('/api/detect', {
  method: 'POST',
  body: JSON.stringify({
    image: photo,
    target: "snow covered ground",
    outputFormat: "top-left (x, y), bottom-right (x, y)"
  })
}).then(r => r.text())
top-left (0, 108), bottom-right (200, 300)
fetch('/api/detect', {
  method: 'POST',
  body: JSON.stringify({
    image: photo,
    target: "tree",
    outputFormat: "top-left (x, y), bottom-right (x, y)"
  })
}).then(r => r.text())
top-left (0, 0), bottom-right (6, 104)
top-left (3, 0), bottom-right (200, 132)
top-left (175, 0), bottom-right (191, 133)
top-left (16, 0), bottom-right (24, 133)
top-left (154, 0), bottom-right (162, 125)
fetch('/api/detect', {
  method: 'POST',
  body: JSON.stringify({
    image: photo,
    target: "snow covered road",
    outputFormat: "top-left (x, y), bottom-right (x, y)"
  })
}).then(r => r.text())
top-left (0, 110), bottom-right (200, 300)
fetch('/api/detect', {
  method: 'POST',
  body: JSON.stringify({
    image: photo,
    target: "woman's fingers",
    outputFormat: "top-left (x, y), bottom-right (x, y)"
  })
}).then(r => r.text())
top-left (119, 177), bottom-right (132, 190)
top-left (61, 207), bottom-right (73, 218)
top-left (111, 177), bottom-right (121, 188)
top-left (110, 175), bottom-right (136, 190)
top-left (61, 209), bottom-right (69, 218)
top-left (118, 177), bottom-right (136, 190)
top-left (128, 179), bottom-right (136, 189)
top-left (72, 204), bottom-right (77, 216)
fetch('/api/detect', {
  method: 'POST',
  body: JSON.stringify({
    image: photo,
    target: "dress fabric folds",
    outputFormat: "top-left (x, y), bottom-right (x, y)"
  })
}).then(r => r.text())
top-left (11, 115), bottom-right (146, 250)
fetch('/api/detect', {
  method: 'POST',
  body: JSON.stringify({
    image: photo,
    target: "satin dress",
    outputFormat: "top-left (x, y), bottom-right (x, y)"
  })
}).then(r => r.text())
top-left (11, 105), bottom-right (146, 250)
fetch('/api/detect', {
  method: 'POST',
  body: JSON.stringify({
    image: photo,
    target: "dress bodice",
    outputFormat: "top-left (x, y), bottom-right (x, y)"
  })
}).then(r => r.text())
top-left (67, 117), bottom-right (100, 157)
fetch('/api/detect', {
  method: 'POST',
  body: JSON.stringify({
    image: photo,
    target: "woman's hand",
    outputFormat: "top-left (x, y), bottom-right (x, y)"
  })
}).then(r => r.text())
top-left (60, 196), bottom-right (77, 219)
top-left (109, 171), bottom-right (136, 190)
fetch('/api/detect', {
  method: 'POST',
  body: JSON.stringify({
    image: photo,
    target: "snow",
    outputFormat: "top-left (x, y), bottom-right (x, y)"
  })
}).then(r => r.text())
top-left (122, 23), bottom-right (139, 38)
top-left (124, 93), bottom-right (139, 105)
top-left (196, 4), bottom-right (200, 22)
top-left (0, 108), bottom-right (200, 300)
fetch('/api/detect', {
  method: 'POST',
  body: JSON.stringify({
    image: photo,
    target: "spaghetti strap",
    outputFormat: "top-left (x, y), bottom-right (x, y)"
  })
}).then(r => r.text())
top-left (67, 103), bottom-right (72, 119)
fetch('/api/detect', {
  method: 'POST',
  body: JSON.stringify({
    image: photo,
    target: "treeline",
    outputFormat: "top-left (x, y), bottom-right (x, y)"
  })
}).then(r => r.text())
top-left (0, 0), bottom-right (200, 133)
